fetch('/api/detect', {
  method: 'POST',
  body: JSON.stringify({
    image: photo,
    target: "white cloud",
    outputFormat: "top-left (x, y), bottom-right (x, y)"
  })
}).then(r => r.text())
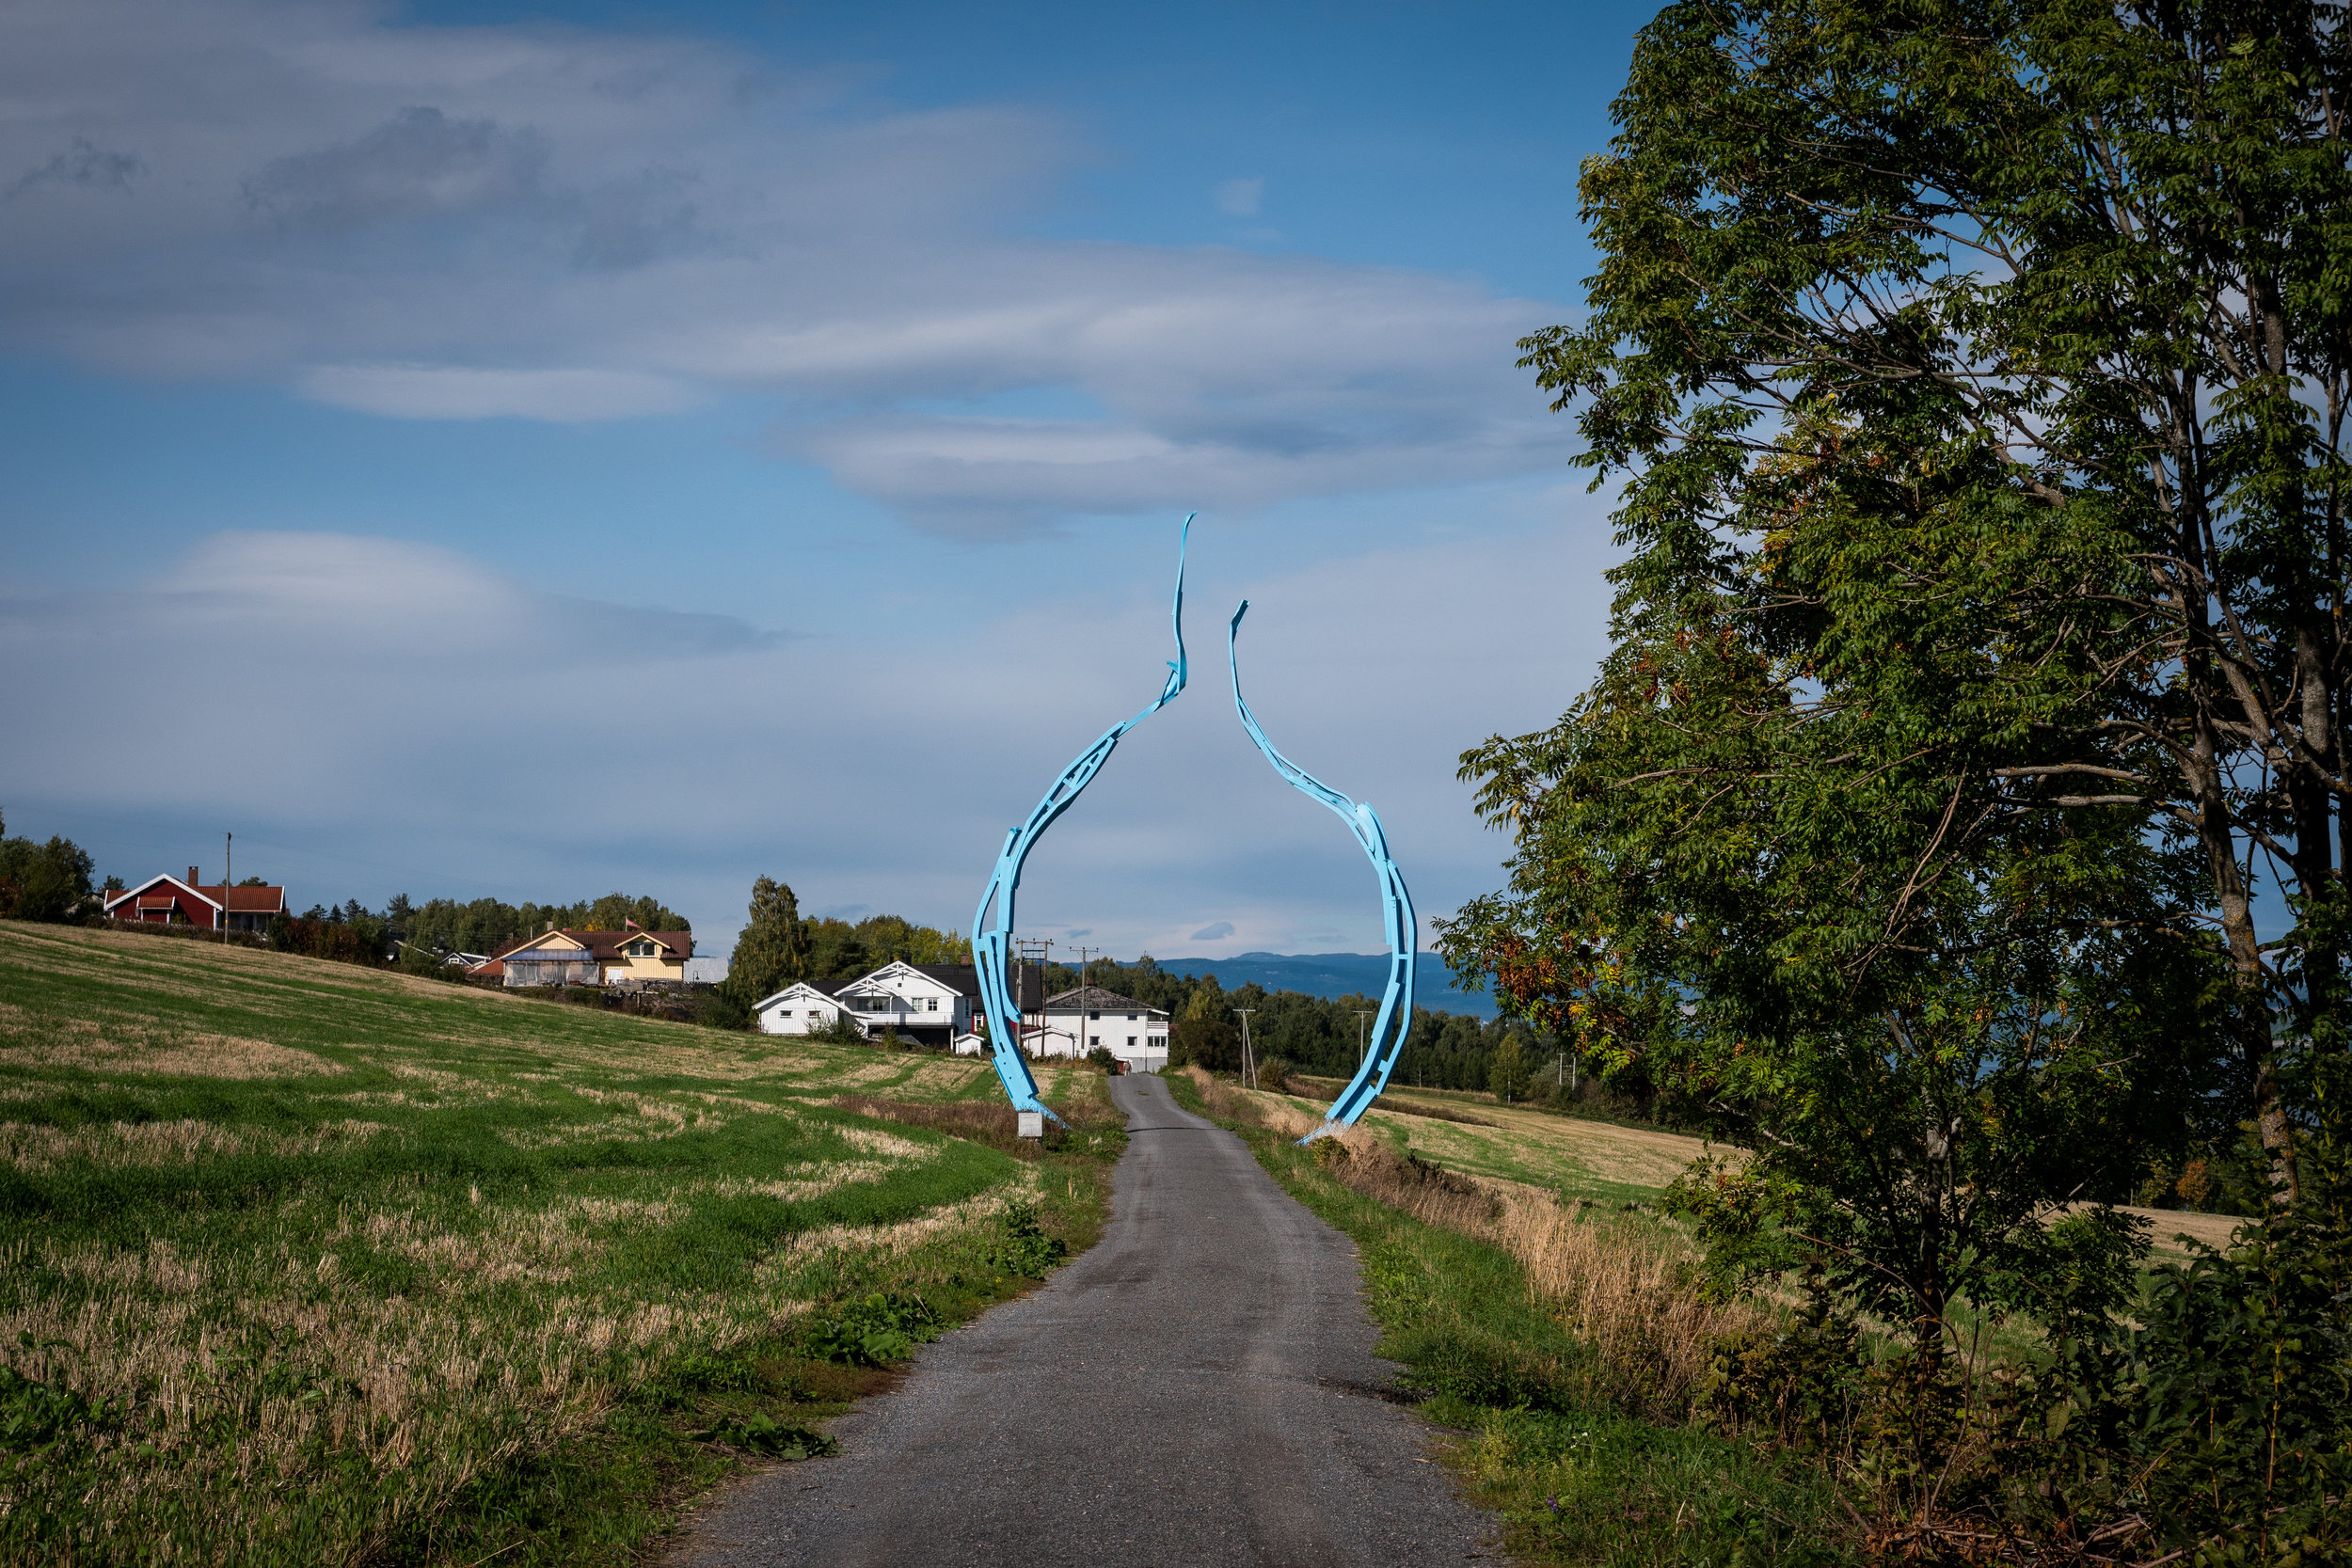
top-left (1213, 176), bottom-right (1263, 216)
top-left (0, 514), bottom-right (1617, 960)
top-left (0, 0), bottom-right (1569, 528)
top-left (299, 363), bottom-right (698, 420)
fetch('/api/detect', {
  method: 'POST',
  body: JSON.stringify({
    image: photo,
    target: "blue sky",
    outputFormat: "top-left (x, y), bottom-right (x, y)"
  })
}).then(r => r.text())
top-left (0, 0), bottom-right (1654, 964)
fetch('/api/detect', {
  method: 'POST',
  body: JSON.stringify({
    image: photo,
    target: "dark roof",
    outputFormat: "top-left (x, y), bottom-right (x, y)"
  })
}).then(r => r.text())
top-left (1043, 986), bottom-right (1165, 1015)
top-left (490, 929), bottom-right (693, 962)
top-left (829, 962), bottom-right (1041, 1010)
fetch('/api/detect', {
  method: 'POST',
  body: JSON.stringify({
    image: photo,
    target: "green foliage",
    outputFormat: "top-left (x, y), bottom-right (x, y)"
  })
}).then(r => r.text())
top-left (1496, 0), bottom-right (2349, 1200)
top-left (1441, 0), bottom-right (2280, 1419)
top-left (0, 812), bottom-right (94, 924)
top-left (691, 1413), bottom-right (838, 1459)
top-left (718, 875), bottom-right (808, 1018)
top-left (812, 1006), bottom-right (868, 1045)
top-left (1085, 1045), bottom-right (1118, 1072)
top-left (0, 1358), bottom-right (118, 1460)
top-left (982, 1201), bottom-right (1068, 1279)
top-left (1487, 1032), bottom-right (1532, 1104)
top-left (400, 891), bottom-right (690, 958)
top-left (2036, 1065), bottom-right (2352, 1560)
top-left (801, 1293), bottom-right (942, 1368)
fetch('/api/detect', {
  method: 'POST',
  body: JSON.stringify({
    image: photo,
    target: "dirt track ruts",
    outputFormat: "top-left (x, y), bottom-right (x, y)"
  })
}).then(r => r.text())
top-left (668, 1070), bottom-right (1499, 1566)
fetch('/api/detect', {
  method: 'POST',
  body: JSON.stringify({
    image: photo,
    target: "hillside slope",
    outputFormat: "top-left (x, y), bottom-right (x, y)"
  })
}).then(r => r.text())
top-left (0, 923), bottom-right (1093, 1565)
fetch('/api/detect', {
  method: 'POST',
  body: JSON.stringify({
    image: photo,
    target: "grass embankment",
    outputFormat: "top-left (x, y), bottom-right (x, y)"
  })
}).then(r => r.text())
top-left (1168, 1069), bottom-right (1847, 1566)
top-left (0, 923), bottom-right (1121, 1566)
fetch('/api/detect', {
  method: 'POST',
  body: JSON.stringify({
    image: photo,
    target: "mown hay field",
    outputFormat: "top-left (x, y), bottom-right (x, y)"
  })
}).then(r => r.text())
top-left (1268, 1076), bottom-right (2243, 1254)
top-left (0, 922), bottom-right (1076, 1565)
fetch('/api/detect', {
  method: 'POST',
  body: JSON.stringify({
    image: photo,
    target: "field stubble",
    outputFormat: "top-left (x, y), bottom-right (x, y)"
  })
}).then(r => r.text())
top-left (0, 923), bottom-right (1115, 1566)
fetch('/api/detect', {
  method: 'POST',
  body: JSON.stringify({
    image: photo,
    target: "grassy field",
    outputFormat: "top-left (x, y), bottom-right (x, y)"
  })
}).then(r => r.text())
top-left (1279, 1075), bottom-right (2246, 1254)
top-left (0, 922), bottom-right (1119, 1566)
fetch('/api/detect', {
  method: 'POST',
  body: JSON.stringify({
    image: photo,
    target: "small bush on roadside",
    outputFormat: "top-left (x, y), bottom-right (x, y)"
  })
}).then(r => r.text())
top-left (984, 1201), bottom-right (1069, 1279)
top-left (802, 1292), bottom-right (941, 1367)
top-left (691, 1413), bottom-right (838, 1459)
top-left (1085, 1045), bottom-right (1118, 1072)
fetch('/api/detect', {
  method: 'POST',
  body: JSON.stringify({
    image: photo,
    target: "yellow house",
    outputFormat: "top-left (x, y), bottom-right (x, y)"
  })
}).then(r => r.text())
top-left (481, 927), bottom-right (693, 987)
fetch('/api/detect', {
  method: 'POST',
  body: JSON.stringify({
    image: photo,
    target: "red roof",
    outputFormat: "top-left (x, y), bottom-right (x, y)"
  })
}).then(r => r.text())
top-left (103, 874), bottom-right (285, 916)
top-left (197, 884), bottom-right (286, 913)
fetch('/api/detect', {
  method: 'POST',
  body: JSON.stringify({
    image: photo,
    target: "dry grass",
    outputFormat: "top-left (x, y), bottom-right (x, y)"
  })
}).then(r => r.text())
top-left (1310, 1126), bottom-right (1762, 1417)
top-left (0, 1004), bottom-right (339, 1080)
top-left (0, 920), bottom-right (1039, 1565)
top-left (1181, 1067), bottom-right (1763, 1420)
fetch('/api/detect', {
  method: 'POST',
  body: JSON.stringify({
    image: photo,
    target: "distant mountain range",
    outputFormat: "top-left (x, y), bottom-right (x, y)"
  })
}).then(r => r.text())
top-left (1147, 952), bottom-right (1498, 1019)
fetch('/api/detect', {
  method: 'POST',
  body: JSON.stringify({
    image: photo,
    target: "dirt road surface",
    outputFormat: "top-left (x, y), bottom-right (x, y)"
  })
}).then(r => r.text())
top-left (669, 1071), bottom-right (1500, 1567)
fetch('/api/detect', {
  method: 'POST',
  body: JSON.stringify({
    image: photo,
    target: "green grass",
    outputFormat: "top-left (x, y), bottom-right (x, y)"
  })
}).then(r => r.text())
top-left (0, 922), bottom-right (1119, 1566)
top-left (1164, 1072), bottom-right (1851, 1567)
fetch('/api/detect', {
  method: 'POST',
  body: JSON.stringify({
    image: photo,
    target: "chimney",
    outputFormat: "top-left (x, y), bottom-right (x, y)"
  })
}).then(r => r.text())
top-left (188, 866), bottom-right (200, 885)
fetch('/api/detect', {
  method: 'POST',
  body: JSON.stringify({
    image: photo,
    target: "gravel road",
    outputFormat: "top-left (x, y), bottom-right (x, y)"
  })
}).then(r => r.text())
top-left (668, 1070), bottom-right (1500, 1566)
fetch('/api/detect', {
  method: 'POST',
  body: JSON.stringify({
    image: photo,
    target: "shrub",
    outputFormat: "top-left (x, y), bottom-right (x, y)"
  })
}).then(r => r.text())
top-left (691, 1413), bottom-right (837, 1459)
top-left (984, 1202), bottom-right (1068, 1279)
top-left (801, 1293), bottom-right (941, 1368)
top-left (1085, 1045), bottom-right (1118, 1072)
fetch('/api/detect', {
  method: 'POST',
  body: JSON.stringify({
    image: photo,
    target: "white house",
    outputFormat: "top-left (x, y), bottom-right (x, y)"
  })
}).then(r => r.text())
top-left (1037, 986), bottom-right (1169, 1073)
top-left (753, 980), bottom-right (857, 1036)
top-left (755, 960), bottom-right (1043, 1046)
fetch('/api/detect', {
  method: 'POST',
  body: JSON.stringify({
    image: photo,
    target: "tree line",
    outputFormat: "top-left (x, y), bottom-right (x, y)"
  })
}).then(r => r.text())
top-left (713, 876), bottom-right (974, 1023)
top-left (1435, 0), bottom-right (2351, 1556)
top-left (0, 812), bottom-right (94, 924)
top-left (1028, 954), bottom-right (1558, 1098)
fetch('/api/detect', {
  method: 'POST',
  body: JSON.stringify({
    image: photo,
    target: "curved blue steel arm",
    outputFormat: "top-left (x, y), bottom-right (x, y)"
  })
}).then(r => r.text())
top-left (970, 515), bottom-right (1193, 1118)
top-left (1228, 600), bottom-right (1416, 1138)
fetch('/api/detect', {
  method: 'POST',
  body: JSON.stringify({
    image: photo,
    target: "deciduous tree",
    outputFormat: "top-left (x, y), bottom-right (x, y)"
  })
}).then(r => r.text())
top-left (1486, 0), bottom-right (2349, 1210)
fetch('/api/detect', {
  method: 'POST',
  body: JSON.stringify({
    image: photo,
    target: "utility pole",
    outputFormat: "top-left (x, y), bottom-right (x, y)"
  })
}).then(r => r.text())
top-left (222, 832), bottom-right (231, 943)
top-left (1074, 945), bottom-right (1097, 1059)
top-left (1015, 937), bottom-right (1052, 1051)
top-left (1234, 1008), bottom-right (1256, 1088)
top-left (1354, 1009), bottom-right (1374, 1069)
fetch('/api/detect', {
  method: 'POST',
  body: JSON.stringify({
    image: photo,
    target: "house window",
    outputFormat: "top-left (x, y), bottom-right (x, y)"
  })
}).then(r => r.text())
top-left (1089, 1035), bottom-right (1100, 1047)
top-left (1127, 1013), bottom-right (1138, 1021)
top-left (923, 997), bottom-right (937, 1012)
top-left (777, 1009), bottom-right (794, 1018)
top-left (1126, 1036), bottom-right (1136, 1047)
top-left (1088, 1009), bottom-right (1100, 1020)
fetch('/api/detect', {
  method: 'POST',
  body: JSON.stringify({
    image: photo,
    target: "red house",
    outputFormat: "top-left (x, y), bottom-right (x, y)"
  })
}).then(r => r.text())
top-left (104, 868), bottom-right (288, 934)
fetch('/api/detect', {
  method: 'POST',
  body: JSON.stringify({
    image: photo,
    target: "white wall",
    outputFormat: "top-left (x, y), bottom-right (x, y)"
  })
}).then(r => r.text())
top-left (1040, 1004), bottom-right (1168, 1073)
top-left (755, 988), bottom-right (850, 1035)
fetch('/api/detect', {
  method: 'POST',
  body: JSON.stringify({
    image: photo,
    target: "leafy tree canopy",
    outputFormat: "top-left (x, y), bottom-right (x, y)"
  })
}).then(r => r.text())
top-left (1438, 0), bottom-right (2349, 1361)
top-left (0, 811), bottom-right (94, 924)
top-left (1484, 0), bottom-right (2348, 1210)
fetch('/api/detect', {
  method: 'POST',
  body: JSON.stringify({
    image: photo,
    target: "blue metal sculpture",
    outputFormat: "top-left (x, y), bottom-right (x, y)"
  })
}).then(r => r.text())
top-left (1227, 599), bottom-right (1416, 1139)
top-left (970, 515), bottom-right (1193, 1120)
